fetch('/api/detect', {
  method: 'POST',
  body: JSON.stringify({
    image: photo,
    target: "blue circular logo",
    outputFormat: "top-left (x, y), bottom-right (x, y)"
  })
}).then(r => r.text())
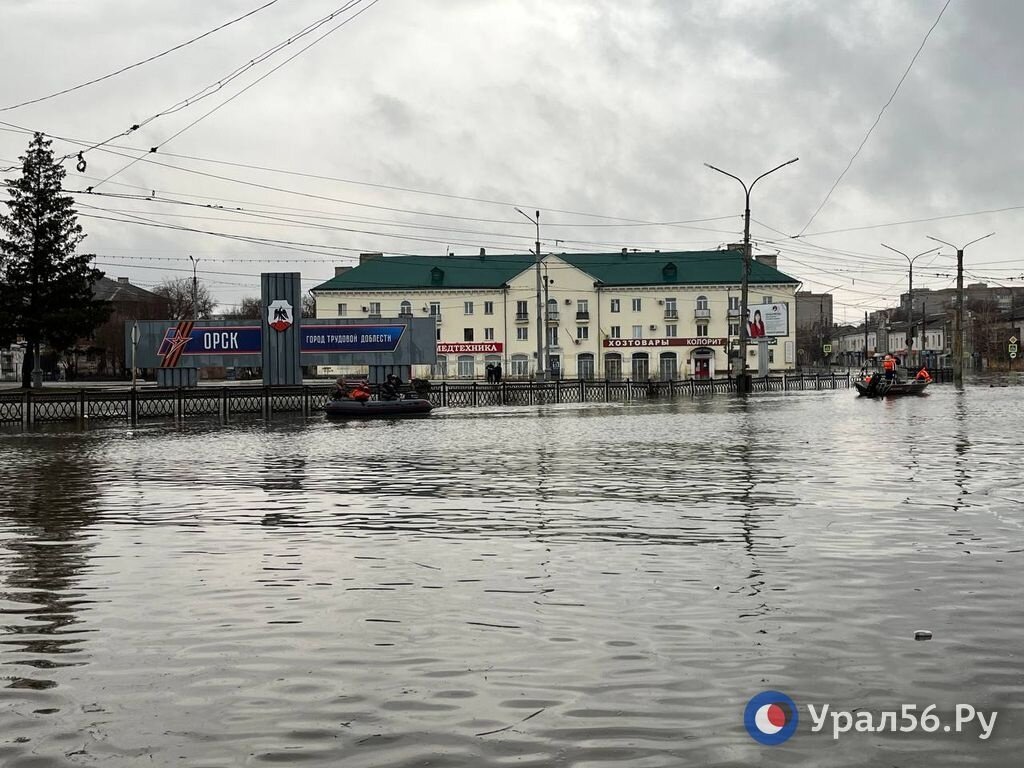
top-left (744, 690), bottom-right (799, 746)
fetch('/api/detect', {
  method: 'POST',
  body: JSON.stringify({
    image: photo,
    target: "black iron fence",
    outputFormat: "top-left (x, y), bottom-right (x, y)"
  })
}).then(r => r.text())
top-left (0, 373), bottom-right (853, 426)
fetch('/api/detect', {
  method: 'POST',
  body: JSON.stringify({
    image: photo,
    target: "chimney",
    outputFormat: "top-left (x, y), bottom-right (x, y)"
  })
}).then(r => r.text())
top-left (334, 266), bottom-right (352, 277)
top-left (359, 252), bottom-right (383, 265)
top-left (479, 247), bottom-right (486, 260)
top-left (756, 253), bottom-right (778, 269)
top-left (118, 276), bottom-right (130, 283)
top-left (621, 247), bottom-right (628, 258)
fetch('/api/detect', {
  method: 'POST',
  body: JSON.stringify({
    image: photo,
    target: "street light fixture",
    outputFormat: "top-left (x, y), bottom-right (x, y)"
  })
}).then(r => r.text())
top-left (188, 254), bottom-right (200, 319)
top-left (925, 232), bottom-right (995, 386)
top-left (880, 243), bottom-right (939, 368)
top-left (704, 157), bottom-right (799, 393)
top-left (514, 208), bottom-right (545, 381)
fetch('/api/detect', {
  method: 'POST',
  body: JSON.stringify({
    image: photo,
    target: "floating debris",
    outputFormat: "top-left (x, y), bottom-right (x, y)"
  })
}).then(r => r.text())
top-left (914, 630), bottom-right (933, 641)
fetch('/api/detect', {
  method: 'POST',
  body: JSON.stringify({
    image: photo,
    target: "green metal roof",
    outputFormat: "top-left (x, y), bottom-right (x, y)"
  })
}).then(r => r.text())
top-left (312, 254), bottom-right (538, 291)
top-left (311, 249), bottom-right (797, 292)
top-left (558, 250), bottom-right (798, 286)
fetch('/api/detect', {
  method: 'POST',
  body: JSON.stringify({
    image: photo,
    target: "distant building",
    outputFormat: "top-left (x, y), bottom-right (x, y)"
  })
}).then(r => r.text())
top-left (82, 277), bottom-right (171, 378)
top-left (795, 291), bottom-right (834, 366)
top-left (312, 248), bottom-right (800, 380)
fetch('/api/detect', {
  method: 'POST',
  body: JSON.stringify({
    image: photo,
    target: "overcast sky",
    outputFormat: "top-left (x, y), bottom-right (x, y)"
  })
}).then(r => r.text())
top-left (2, 0), bottom-right (1021, 321)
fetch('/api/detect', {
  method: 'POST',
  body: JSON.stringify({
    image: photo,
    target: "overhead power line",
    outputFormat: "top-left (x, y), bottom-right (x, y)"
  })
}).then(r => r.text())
top-left (798, 0), bottom-right (952, 235)
top-left (0, 0), bottom-right (282, 112)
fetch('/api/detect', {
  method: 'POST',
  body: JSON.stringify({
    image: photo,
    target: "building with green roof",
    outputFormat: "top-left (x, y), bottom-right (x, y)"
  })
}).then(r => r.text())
top-left (312, 248), bottom-right (800, 380)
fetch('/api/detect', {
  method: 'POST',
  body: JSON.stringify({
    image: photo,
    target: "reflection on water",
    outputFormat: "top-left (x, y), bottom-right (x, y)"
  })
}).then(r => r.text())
top-left (1, 387), bottom-right (1022, 766)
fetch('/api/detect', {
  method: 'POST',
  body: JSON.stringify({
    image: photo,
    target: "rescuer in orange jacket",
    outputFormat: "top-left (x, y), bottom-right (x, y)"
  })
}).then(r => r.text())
top-left (915, 367), bottom-right (933, 383)
top-left (883, 354), bottom-right (897, 381)
top-left (350, 380), bottom-right (372, 402)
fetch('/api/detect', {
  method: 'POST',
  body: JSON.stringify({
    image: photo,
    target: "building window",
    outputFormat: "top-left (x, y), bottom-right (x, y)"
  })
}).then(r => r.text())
top-left (516, 300), bottom-right (528, 316)
top-left (436, 328), bottom-right (441, 341)
top-left (762, 295), bottom-right (773, 303)
top-left (577, 299), bottom-right (589, 315)
top-left (510, 354), bottom-right (530, 378)
top-left (464, 328), bottom-right (474, 342)
top-left (433, 356), bottom-right (447, 378)
top-left (632, 325), bottom-right (643, 338)
top-left (768, 349), bottom-right (775, 364)
top-left (484, 301), bottom-right (494, 315)
top-left (464, 301), bottom-right (474, 315)
top-left (546, 326), bottom-right (559, 348)
top-left (610, 325), bottom-right (621, 338)
top-left (517, 327), bottom-right (528, 341)
top-left (368, 301), bottom-right (380, 316)
top-left (337, 303), bottom-right (347, 317)
top-left (697, 323), bottom-right (708, 336)
top-left (729, 296), bottom-right (740, 310)
top-left (729, 322), bottom-right (740, 336)
top-left (457, 355), bottom-right (474, 378)
top-left (577, 353), bottom-right (595, 380)
top-left (696, 295), bottom-right (709, 311)
top-left (484, 327), bottom-right (494, 341)
top-left (666, 324), bottom-right (677, 337)
top-left (631, 298), bottom-right (642, 312)
top-left (577, 326), bottom-right (589, 340)
top-left (430, 301), bottom-right (441, 317)
top-left (400, 300), bottom-right (412, 316)
top-left (605, 353), bottom-right (622, 380)
top-left (631, 352), bottom-right (649, 380)
top-left (659, 352), bottom-right (677, 380)
top-left (610, 298), bottom-right (620, 313)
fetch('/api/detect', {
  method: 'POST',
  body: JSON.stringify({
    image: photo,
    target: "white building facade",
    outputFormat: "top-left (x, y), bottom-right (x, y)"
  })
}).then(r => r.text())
top-left (312, 249), bottom-right (800, 380)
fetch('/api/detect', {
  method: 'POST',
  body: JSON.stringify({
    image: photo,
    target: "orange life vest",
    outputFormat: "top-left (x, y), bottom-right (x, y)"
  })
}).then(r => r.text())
top-left (883, 359), bottom-right (896, 372)
top-left (916, 369), bottom-right (932, 382)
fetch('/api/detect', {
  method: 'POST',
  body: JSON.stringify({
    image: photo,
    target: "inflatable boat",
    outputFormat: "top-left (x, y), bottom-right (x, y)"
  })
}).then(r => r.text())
top-left (324, 397), bottom-right (434, 419)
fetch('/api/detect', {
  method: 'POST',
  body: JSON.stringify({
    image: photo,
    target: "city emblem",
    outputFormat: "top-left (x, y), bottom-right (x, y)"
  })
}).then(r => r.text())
top-left (268, 300), bottom-right (293, 332)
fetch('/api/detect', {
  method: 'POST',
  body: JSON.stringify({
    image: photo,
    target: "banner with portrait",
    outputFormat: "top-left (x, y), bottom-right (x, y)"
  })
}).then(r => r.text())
top-left (746, 302), bottom-right (789, 339)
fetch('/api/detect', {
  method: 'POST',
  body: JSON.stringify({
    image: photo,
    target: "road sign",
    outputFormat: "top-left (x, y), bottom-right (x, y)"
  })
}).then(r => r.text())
top-left (1010, 343), bottom-right (1019, 354)
top-left (1010, 336), bottom-right (1018, 344)
top-left (1011, 351), bottom-right (1018, 360)
top-left (823, 344), bottom-right (832, 354)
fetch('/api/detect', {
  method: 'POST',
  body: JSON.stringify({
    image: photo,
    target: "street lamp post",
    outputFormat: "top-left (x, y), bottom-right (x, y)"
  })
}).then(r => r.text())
top-left (880, 244), bottom-right (939, 369)
top-left (131, 321), bottom-right (139, 391)
top-left (926, 233), bottom-right (995, 387)
top-left (515, 208), bottom-right (545, 381)
top-left (704, 158), bottom-right (798, 393)
top-left (188, 254), bottom-right (200, 319)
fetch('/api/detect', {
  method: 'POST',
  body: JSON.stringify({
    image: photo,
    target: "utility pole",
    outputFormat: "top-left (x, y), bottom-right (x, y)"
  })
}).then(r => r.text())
top-left (515, 208), bottom-right (545, 381)
top-left (188, 254), bottom-right (199, 319)
top-left (543, 264), bottom-right (553, 379)
top-left (863, 311), bottom-right (869, 368)
top-left (881, 244), bottom-right (938, 369)
top-left (927, 233), bottom-right (994, 387)
top-left (704, 157), bottom-right (799, 394)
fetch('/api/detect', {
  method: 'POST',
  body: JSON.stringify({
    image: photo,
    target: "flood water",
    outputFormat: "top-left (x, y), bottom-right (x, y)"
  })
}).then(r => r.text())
top-left (1, 385), bottom-right (1022, 766)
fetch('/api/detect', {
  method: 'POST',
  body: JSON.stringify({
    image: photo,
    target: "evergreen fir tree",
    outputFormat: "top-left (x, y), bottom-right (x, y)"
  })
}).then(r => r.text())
top-left (0, 132), bottom-right (110, 387)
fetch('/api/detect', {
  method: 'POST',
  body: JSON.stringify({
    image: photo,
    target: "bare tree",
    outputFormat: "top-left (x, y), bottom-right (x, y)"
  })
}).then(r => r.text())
top-left (152, 277), bottom-right (215, 320)
top-left (222, 296), bottom-right (262, 319)
top-left (302, 292), bottom-right (316, 318)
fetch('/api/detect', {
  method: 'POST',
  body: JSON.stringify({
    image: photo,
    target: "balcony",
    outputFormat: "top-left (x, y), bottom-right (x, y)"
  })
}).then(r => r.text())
top-left (368, 313), bottom-right (382, 320)
top-left (429, 313), bottom-right (442, 322)
top-left (727, 307), bottom-right (741, 317)
top-left (515, 312), bottom-right (530, 323)
top-left (694, 308), bottom-right (711, 319)
top-left (576, 311), bottom-right (590, 321)
top-left (547, 310), bottom-right (560, 323)
top-left (664, 309), bottom-right (678, 320)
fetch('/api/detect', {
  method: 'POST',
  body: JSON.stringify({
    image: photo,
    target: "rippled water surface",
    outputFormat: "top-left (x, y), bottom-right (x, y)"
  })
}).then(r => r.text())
top-left (1, 386), bottom-right (1022, 766)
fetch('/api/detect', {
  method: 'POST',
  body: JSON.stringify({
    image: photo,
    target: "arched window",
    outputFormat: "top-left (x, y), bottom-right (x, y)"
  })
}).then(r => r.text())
top-left (457, 355), bottom-right (475, 378)
top-left (400, 300), bottom-right (412, 316)
top-left (659, 351), bottom-right (677, 380)
top-left (547, 297), bottom-right (559, 322)
top-left (577, 353), bottom-right (595, 380)
top-left (696, 295), bottom-right (709, 310)
top-left (604, 353), bottom-right (622, 380)
top-left (631, 352), bottom-right (649, 380)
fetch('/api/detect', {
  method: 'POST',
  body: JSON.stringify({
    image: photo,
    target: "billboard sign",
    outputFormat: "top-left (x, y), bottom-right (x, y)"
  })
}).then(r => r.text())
top-left (300, 324), bottom-right (405, 353)
top-left (157, 322), bottom-right (261, 367)
top-left (437, 342), bottom-right (504, 354)
top-left (747, 302), bottom-right (789, 338)
top-left (603, 337), bottom-right (727, 348)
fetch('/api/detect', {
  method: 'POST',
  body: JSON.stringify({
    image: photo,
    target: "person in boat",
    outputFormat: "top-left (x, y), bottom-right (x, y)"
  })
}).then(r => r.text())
top-left (331, 377), bottom-right (350, 401)
top-left (350, 379), bottom-right (372, 402)
top-left (380, 374), bottom-right (401, 401)
top-left (915, 367), bottom-right (933, 383)
top-left (882, 354), bottom-right (897, 382)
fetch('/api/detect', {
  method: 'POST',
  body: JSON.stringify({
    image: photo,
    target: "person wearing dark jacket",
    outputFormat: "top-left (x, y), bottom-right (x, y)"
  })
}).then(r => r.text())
top-left (380, 374), bottom-right (400, 401)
